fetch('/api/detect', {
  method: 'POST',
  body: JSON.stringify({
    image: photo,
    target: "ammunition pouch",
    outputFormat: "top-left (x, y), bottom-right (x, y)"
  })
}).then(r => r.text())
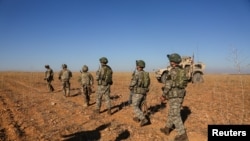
top-left (98, 80), bottom-right (102, 85)
top-left (133, 87), bottom-right (149, 94)
top-left (171, 81), bottom-right (186, 89)
top-left (167, 88), bottom-right (185, 98)
top-left (98, 80), bottom-right (110, 86)
top-left (171, 82), bottom-right (187, 89)
top-left (162, 87), bottom-right (170, 95)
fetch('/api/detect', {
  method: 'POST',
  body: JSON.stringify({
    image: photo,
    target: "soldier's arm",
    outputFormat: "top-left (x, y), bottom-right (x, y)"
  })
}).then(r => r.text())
top-left (161, 73), bottom-right (172, 98)
top-left (129, 74), bottom-right (138, 87)
top-left (47, 70), bottom-right (52, 79)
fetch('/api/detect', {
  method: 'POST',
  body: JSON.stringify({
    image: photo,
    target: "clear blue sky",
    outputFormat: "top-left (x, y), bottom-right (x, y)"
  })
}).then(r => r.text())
top-left (1, 0), bottom-right (250, 73)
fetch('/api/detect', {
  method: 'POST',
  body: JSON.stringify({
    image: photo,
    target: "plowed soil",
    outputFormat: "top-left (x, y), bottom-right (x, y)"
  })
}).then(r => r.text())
top-left (0, 72), bottom-right (250, 141)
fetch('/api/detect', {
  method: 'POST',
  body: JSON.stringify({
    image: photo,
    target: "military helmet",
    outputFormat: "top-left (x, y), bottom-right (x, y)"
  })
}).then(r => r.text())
top-left (167, 53), bottom-right (182, 64)
top-left (62, 64), bottom-right (67, 68)
top-left (82, 65), bottom-right (88, 72)
top-left (99, 57), bottom-right (108, 64)
top-left (45, 65), bottom-right (50, 68)
top-left (136, 60), bottom-right (145, 68)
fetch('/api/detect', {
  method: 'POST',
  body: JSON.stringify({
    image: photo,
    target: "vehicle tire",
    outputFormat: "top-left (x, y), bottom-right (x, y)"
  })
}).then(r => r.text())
top-left (161, 72), bottom-right (168, 84)
top-left (192, 73), bottom-right (203, 83)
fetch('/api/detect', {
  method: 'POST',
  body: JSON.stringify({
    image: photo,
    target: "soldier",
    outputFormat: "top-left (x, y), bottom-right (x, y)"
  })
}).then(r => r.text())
top-left (95, 57), bottom-right (113, 115)
top-left (129, 60), bottom-right (150, 127)
top-left (58, 64), bottom-right (72, 97)
top-left (79, 65), bottom-right (94, 107)
top-left (160, 53), bottom-right (189, 141)
top-left (44, 65), bottom-right (54, 92)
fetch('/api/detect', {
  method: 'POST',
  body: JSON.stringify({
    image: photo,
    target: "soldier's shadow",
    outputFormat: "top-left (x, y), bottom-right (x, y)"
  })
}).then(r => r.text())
top-left (148, 102), bottom-right (167, 115)
top-left (147, 104), bottom-right (191, 124)
top-left (115, 129), bottom-right (130, 141)
top-left (61, 123), bottom-right (111, 141)
top-left (69, 88), bottom-right (81, 97)
top-left (110, 101), bottom-right (128, 115)
top-left (110, 94), bottom-right (130, 115)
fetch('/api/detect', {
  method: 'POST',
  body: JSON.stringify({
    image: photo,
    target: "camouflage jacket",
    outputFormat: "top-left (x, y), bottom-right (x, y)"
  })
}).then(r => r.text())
top-left (59, 69), bottom-right (72, 81)
top-left (129, 70), bottom-right (150, 94)
top-left (45, 68), bottom-right (54, 81)
top-left (80, 72), bottom-right (94, 86)
top-left (162, 66), bottom-right (188, 98)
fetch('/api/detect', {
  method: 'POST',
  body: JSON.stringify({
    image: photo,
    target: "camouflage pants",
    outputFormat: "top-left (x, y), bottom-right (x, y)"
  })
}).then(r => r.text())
top-left (132, 93), bottom-right (146, 120)
top-left (46, 80), bottom-right (54, 92)
top-left (62, 81), bottom-right (70, 96)
top-left (128, 91), bottom-right (133, 105)
top-left (165, 97), bottom-right (186, 135)
top-left (81, 85), bottom-right (91, 105)
top-left (96, 85), bottom-right (111, 110)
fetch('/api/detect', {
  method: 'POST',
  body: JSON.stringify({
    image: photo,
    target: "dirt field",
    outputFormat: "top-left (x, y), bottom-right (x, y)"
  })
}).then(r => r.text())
top-left (0, 72), bottom-right (250, 141)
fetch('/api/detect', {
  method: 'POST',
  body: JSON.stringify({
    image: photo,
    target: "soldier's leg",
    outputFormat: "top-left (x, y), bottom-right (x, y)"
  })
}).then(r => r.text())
top-left (82, 86), bottom-right (89, 107)
top-left (104, 87), bottom-right (111, 115)
top-left (160, 98), bottom-right (176, 135)
top-left (86, 86), bottom-right (91, 104)
top-left (65, 82), bottom-right (70, 97)
top-left (165, 98), bottom-right (175, 128)
top-left (62, 82), bottom-right (66, 96)
top-left (50, 81), bottom-right (54, 91)
top-left (132, 94), bottom-right (146, 121)
top-left (172, 98), bottom-right (186, 136)
top-left (48, 81), bottom-right (54, 92)
top-left (50, 85), bottom-right (54, 92)
top-left (95, 86), bottom-right (103, 113)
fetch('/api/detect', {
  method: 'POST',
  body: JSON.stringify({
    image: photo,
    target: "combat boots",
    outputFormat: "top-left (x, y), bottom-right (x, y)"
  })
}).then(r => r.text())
top-left (83, 103), bottom-right (88, 108)
top-left (174, 133), bottom-right (189, 141)
top-left (140, 118), bottom-right (149, 127)
top-left (133, 117), bottom-right (140, 123)
top-left (160, 126), bottom-right (171, 135)
top-left (50, 86), bottom-right (54, 92)
top-left (83, 101), bottom-right (89, 107)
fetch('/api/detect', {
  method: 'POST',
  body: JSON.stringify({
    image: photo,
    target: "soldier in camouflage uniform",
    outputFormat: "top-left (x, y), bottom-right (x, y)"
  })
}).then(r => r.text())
top-left (129, 60), bottom-right (150, 127)
top-left (44, 65), bottom-right (54, 92)
top-left (79, 65), bottom-right (94, 107)
top-left (58, 64), bottom-right (72, 97)
top-left (95, 57), bottom-right (113, 115)
top-left (160, 53), bottom-right (189, 141)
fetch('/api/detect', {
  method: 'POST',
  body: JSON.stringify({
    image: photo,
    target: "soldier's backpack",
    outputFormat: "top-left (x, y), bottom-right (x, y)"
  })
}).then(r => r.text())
top-left (103, 65), bottom-right (113, 85)
top-left (81, 72), bottom-right (93, 85)
top-left (174, 67), bottom-right (188, 88)
top-left (138, 71), bottom-right (150, 88)
top-left (143, 71), bottom-right (150, 88)
top-left (50, 69), bottom-right (54, 80)
top-left (134, 71), bottom-right (150, 94)
top-left (61, 70), bottom-right (72, 81)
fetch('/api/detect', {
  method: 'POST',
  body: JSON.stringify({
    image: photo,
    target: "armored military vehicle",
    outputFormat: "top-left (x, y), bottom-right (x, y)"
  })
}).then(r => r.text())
top-left (155, 56), bottom-right (205, 83)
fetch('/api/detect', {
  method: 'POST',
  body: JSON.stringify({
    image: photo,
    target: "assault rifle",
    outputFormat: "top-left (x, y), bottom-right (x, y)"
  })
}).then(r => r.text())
top-left (97, 65), bottom-right (102, 85)
top-left (128, 67), bottom-right (137, 105)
